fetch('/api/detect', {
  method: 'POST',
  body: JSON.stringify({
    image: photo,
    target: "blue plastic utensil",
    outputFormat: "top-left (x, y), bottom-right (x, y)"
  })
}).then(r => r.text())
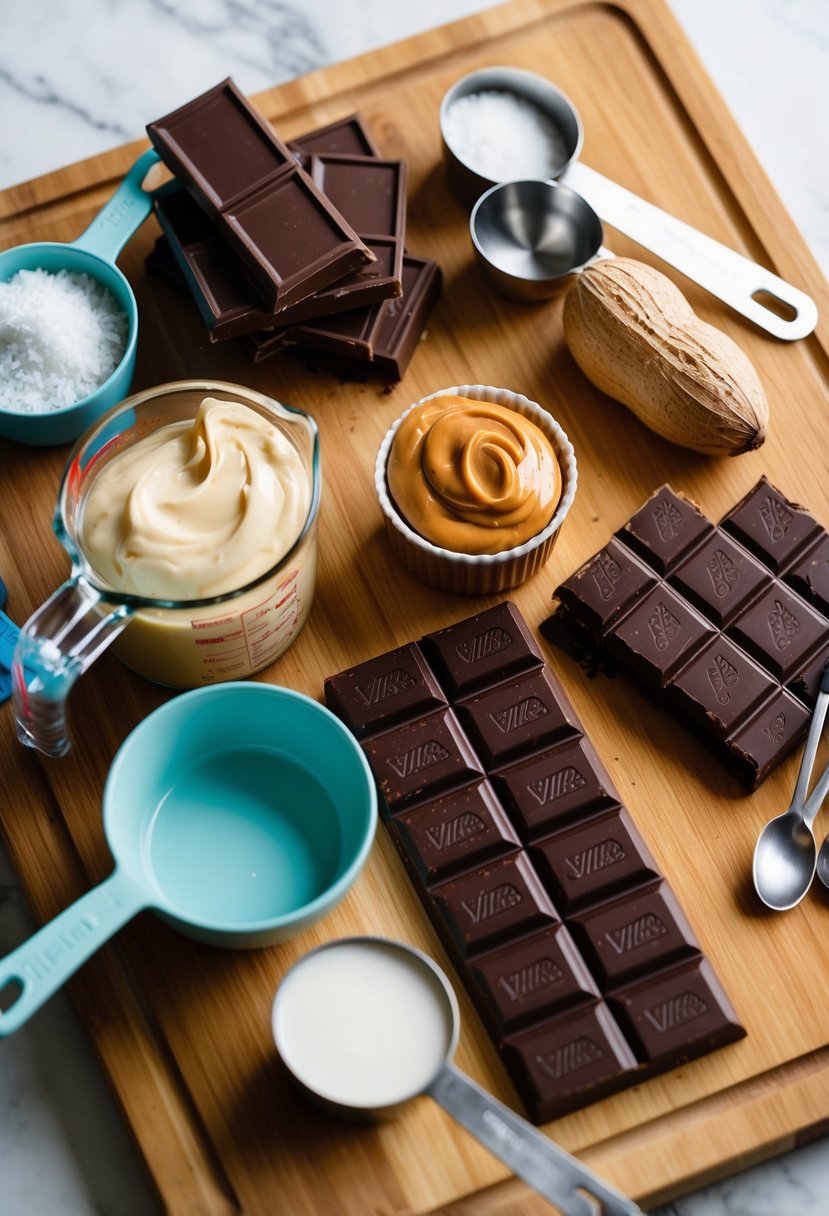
top-left (0, 147), bottom-right (160, 445)
top-left (0, 575), bottom-right (19, 701)
top-left (0, 683), bottom-right (377, 1035)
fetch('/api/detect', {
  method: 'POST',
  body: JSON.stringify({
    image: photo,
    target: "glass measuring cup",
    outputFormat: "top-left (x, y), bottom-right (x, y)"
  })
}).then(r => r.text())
top-left (273, 936), bottom-right (643, 1216)
top-left (440, 67), bottom-right (817, 340)
top-left (12, 380), bottom-right (321, 758)
top-left (0, 684), bottom-right (376, 1035)
top-left (0, 148), bottom-right (160, 444)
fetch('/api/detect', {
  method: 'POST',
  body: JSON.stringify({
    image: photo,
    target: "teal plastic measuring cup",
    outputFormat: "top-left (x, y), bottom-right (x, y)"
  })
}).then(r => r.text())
top-left (0, 683), bottom-right (377, 1035)
top-left (0, 148), bottom-right (159, 445)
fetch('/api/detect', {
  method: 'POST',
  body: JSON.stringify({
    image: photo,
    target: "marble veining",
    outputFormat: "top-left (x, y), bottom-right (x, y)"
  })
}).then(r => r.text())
top-left (0, 1), bottom-right (827, 1214)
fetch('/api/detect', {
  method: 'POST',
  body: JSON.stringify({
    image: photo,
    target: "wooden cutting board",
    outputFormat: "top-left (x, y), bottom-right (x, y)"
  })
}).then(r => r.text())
top-left (1, 0), bottom-right (828, 1211)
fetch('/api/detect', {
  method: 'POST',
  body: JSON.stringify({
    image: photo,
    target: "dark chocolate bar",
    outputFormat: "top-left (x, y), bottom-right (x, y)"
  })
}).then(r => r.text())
top-left (154, 187), bottom-right (402, 340)
top-left (246, 254), bottom-right (442, 380)
top-left (325, 602), bottom-right (744, 1123)
top-left (147, 79), bottom-right (373, 310)
top-left (548, 480), bottom-right (829, 788)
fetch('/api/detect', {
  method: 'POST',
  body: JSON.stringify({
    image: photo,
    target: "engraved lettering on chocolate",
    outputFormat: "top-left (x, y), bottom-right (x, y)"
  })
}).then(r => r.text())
top-left (763, 712), bottom-right (786, 745)
top-left (653, 497), bottom-right (684, 542)
top-left (644, 991), bottom-right (709, 1033)
top-left (425, 812), bottom-right (486, 852)
top-left (768, 599), bottom-right (799, 649)
top-left (491, 696), bottom-right (549, 734)
top-left (707, 653), bottom-right (739, 705)
top-left (591, 551), bottom-right (622, 601)
top-left (354, 668), bottom-right (415, 706)
top-left (707, 549), bottom-right (738, 598)
top-left (536, 1036), bottom-right (604, 1079)
top-left (605, 912), bottom-right (667, 955)
top-left (387, 739), bottom-right (449, 778)
top-left (565, 839), bottom-right (625, 880)
top-left (759, 494), bottom-right (793, 543)
top-left (648, 601), bottom-right (681, 651)
top-left (527, 765), bottom-right (587, 805)
top-left (456, 628), bottom-right (512, 665)
top-left (498, 957), bottom-right (564, 1001)
top-left (460, 882), bottom-right (522, 924)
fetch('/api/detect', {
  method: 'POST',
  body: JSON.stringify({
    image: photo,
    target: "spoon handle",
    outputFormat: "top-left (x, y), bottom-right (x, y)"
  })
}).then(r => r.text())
top-left (428, 1061), bottom-right (643, 1215)
top-left (790, 683), bottom-right (829, 814)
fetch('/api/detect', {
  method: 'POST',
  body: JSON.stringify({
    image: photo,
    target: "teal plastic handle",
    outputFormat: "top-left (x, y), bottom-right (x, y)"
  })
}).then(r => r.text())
top-left (71, 147), bottom-right (160, 265)
top-left (0, 870), bottom-right (147, 1035)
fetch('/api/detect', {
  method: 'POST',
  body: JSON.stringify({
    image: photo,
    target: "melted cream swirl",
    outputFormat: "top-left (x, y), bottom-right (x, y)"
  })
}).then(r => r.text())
top-left (82, 397), bottom-right (310, 598)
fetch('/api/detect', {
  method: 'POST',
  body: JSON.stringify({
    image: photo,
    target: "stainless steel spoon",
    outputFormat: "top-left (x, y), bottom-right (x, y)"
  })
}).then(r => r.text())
top-left (753, 664), bottom-right (829, 910)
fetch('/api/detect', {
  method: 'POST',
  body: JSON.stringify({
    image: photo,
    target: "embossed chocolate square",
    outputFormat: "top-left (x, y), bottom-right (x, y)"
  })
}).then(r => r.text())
top-left (493, 736), bottom-right (619, 840)
top-left (617, 486), bottom-right (713, 574)
top-left (721, 476), bottom-right (824, 573)
top-left (422, 601), bottom-right (543, 698)
top-left (392, 781), bottom-right (520, 884)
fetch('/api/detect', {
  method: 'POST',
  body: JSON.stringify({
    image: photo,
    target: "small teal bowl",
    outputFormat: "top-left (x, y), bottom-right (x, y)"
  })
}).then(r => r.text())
top-left (0, 683), bottom-right (378, 1035)
top-left (0, 148), bottom-right (159, 446)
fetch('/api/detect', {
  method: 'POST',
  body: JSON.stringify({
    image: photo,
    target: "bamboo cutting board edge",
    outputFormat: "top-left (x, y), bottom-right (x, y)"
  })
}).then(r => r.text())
top-left (2, 0), bottom-right (829, 1212)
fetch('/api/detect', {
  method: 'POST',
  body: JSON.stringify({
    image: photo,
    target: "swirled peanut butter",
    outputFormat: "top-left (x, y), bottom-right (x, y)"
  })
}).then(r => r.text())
top-left (387, 395), bottom-right (561, 555)
top-left (81, 397), bottom-right (311, 599)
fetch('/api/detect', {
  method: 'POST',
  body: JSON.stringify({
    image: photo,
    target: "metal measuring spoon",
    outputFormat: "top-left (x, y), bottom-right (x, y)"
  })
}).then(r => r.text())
top-left (753, 664), bottom-right (829, 910)
top-left (274, 936), bottom-right (643, 1216)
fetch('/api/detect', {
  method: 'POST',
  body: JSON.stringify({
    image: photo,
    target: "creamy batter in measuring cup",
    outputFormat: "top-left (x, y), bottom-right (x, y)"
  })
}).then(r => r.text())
top-left (440, 66), bottom-right (817, 340)
top-left (273, 936), bottom-right (643, 1216)
top-left (12, 380), bottom-right (320, 758)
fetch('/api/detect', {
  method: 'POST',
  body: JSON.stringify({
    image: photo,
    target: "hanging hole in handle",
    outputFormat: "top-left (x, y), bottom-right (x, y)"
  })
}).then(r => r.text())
top-left (751, 289), bottom-right (798, 323)
top-left (0, 977), bottom-right (24, 1013)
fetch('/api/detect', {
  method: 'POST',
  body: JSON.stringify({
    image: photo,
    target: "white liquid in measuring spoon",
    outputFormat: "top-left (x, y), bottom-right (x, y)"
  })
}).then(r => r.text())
top-left (275, 941), bottom-right (454, 1108)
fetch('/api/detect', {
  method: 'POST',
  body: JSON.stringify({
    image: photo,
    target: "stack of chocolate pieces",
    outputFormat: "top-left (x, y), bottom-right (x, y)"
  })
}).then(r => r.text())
top-left (548, 479), bottom-right (829, 788)
top-left (325, 602), bottom-right (745, 1123)
top-left (145, 79), bottom-right (441, 379)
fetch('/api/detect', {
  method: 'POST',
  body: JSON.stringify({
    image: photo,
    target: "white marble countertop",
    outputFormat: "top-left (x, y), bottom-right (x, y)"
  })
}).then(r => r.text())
top-left (0, 2), bottom-right (827, 1214)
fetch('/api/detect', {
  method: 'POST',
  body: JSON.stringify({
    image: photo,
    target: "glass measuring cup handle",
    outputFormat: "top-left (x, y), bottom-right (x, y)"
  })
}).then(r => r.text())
top-left (427, 1062), bottom-right (643, 1216)
top-left (71, 147), bottom-right (161, 265)
top-left (12, 577), bottom-right (132, 758)
top-left (565, 162), bottom-right (818, 341)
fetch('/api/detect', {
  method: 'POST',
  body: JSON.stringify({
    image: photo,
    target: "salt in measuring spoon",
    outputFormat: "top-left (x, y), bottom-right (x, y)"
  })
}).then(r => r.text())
top-left (441, 66), bottom-right (817, 340)
top-left (273, 936), bottom-right (643, 1216)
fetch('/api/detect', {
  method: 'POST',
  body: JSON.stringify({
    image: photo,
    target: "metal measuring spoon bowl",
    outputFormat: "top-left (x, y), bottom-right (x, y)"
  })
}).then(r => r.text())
top-left (273, 935), bottom-right (643, 1216)
top-left (440, 64), bottom-right (816, 339)
top-left (470, 179), bottom-right (605, 301)
top-left (753, 664), bottom-right (829, 911)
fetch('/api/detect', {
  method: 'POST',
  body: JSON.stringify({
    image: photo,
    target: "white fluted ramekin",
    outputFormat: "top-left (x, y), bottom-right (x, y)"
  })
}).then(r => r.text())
top-left (374, 384), bottom-right (577, 594)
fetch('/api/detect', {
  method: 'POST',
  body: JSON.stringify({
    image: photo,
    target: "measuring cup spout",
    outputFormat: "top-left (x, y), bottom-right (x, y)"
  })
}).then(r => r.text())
top-left (12, 578), bottom-right (131, 758)
top-left (427, 1062), bottom-right (643, 1215)
top-left (71, 147), bottom-right (160, 265)
top-left (0, 870), bottom-right (146, 1036)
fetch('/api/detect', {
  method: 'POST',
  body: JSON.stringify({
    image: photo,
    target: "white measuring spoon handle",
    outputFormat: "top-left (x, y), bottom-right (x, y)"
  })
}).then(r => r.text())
top-left (427, 1062), bottom-right (642, 1215)
top-left (564, 162), bottom-right (818, 341)
top-left (0, 871), bottom-right (146, 1036)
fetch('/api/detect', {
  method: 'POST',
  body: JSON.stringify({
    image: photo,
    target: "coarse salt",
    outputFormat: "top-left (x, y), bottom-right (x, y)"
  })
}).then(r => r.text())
top-left (444, 90), bottom-right (569, 183)
top-left (0, 267), bottom-right (128, 413)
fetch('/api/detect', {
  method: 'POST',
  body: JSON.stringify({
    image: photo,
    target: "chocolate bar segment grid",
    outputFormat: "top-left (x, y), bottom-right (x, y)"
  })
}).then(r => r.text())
top-left (550, 479), bottom-right (829, 788)
top-left (147, 79), bottom-right (373, 310)
top-left (325, 602), bottom-right (744, 1123)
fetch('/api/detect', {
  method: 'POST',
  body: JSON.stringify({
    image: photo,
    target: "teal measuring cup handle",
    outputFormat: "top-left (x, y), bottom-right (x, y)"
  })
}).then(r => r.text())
top-left (12, 577), bottom-right (132, 758)
top-left (0, 871), bottom-right (147, 1036)
top-left (71, 147), bottom-right (160, 264)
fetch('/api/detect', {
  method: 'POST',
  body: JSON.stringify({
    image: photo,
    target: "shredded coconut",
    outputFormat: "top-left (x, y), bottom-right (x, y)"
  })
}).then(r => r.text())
top-left (0, 268), bottom-right (128, 413)
top-left (444, 90), bottom-right (569, 183)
